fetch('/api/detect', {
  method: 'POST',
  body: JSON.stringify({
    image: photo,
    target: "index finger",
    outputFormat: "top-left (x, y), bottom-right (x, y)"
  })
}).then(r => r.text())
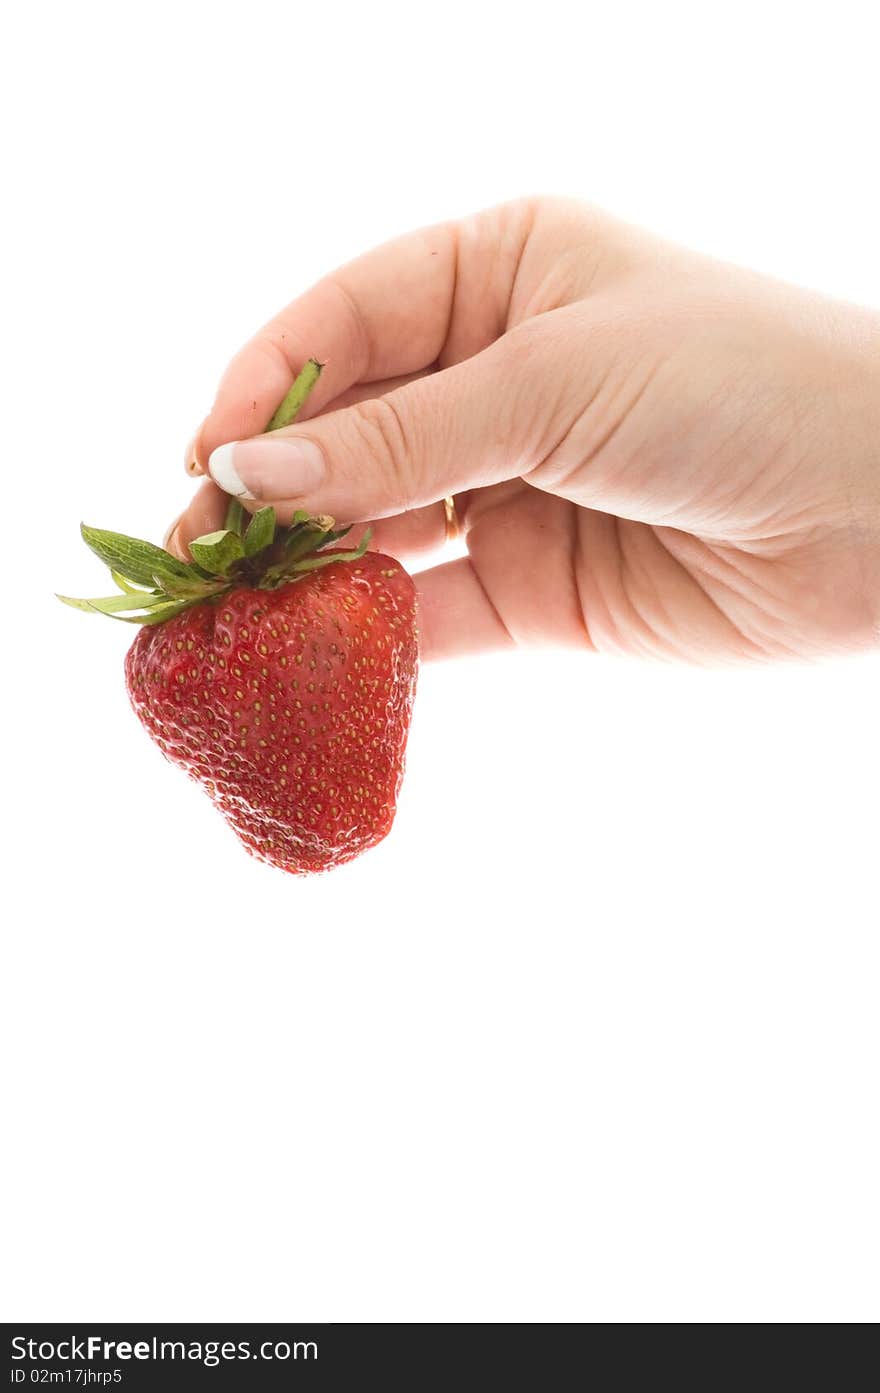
top-left (191, 223), bottom-right (458, 470)
top-left (189, 200), bottom-right (536, 471)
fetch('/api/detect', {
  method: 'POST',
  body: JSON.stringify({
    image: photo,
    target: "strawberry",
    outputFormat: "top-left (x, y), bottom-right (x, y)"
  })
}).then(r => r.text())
top-left (59, 360), bottom-right (419, 874)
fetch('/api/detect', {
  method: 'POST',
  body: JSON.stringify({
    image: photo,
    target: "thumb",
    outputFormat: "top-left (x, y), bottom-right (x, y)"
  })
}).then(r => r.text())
top-left (206, 322), bottom-right (557, 523)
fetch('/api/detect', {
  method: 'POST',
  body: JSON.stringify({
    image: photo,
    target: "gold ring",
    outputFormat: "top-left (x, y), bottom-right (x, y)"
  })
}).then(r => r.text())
top-left (443, 495), bottom-right (460, 542)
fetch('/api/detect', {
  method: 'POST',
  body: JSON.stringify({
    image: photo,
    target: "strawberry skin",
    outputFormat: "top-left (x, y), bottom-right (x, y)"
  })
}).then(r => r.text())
top-left (124, 553), bottom-right (418, 873)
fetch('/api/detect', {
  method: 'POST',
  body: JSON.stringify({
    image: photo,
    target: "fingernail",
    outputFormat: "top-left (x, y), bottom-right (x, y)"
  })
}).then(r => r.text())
top-left (184, 434), bottom-right (204, 476)
top-left (208, 438), bottom-right (325, 501)
top-left (164, 519), bottom-right (191, 560)
top-left (163, 514), bottom-right (183, 549)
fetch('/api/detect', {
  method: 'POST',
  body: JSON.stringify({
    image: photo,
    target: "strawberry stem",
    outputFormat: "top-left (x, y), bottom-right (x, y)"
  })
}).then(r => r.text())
top-left (222, 359), bottom-right (323, 539)
top-left (266, 357), bottom-right (323, 432)
top-left (224, 497), bottom-right (246, 535)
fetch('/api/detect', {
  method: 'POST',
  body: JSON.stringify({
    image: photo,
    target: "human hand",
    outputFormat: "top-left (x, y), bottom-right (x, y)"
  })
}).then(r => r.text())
top-left (170, 197), bottom-right (880, 661)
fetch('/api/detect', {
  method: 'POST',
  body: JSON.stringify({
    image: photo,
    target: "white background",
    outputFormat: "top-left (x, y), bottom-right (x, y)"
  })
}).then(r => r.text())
top-left (2, 0), bottom-right (878, 1323)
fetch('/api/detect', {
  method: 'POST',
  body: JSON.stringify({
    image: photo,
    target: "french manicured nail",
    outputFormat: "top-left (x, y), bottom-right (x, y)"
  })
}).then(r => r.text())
top-left (183, 434), bottom-right (204, 476)
top-left (163, 514), bottom-right (183, 549)
top-left (208, 438), bottom-right (325, 501)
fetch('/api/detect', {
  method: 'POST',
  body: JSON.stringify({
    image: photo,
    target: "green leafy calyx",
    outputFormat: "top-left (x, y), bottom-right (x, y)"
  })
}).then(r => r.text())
top-left (57, 359), bottom-right (372, 625)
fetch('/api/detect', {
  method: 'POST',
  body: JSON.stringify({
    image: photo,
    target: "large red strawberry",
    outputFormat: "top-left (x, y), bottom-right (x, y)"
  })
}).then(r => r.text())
top-left (60, 361), bottom-right (419, 874)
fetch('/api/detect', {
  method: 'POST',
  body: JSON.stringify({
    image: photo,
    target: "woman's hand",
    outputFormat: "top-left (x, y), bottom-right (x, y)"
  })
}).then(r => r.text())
top-left (169, 197), bottom-right (880, 662)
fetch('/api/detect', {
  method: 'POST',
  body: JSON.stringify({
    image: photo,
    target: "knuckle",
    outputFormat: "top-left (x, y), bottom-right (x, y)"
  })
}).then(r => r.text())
top-left (493, 315), bottom-right (585, 467)
top-left (252, 327), bottom-right (304, 380)
top-left (348, 395), bottom-right (419, 508)
top-left (323, 276), bottom-right (373, 380)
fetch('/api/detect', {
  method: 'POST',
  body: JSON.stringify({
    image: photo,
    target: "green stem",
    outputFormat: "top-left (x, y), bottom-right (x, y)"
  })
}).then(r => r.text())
top-left (223, 359), bottom-right (323, 535)
top-left (224, 497), bottom-right (246, 534)
top-left (266, 357), bottom-right (323, 432)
